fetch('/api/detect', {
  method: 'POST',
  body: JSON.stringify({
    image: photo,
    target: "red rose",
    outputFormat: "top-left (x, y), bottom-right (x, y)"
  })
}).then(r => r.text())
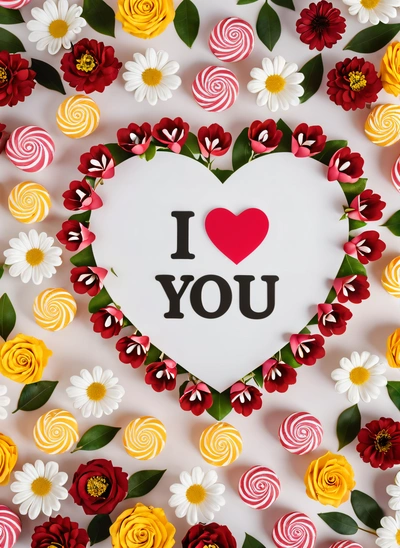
top-left (31, 515), bottom-right (89, 548)
top-left (356, 417), bottom-right (400, 470)
top-left (69, 458), bottom-right (128, 515)
top-left (327, 147), bottom-right (364, 183)
top-left (292, 123), bottom-right (327, 158)
top-left (290, 334), bottom-right (325, 366)
top-left (230, 382), bottom-right (262, 417)
top-left (90, 306), bottom-right (123, 338)
top-left (317, 303), bottom-right (352, 337)
top-left (182, 523), bottom-right (237, 548)
top-left (145, 359), bottom-right (177, 392)
top-left (180, 381), bottom-right (213, 416)
top-left (248, 119), bottom-right (283, 154)
top-left (0, 123), bottom-right (9, 153)
top-left (62, 179), bottom-right (103, 211)
top-left (347, 189), bottom-right (386, 222)
top-left (296, 1), bottom-right (346, 51)
top-left (262, 359), bottom-right (297, 393)
top-left (60, 38), bottom-right (122, 94)
top-left (70, 266), bottom-right (107, 296)
top-left (116, 334), bottom-right (150, 368)
top-left (56, 220), bottom-right (95, 252)
top-left (333, 274), bottom-right (370, 304)
top-left (117, 122), bottom-right (152, 155)
top-left (152, 117), bottom-right (189, 153)
top-left (197, 124), bottom-right (232, 158)
top-left (343, 230), bottom-right (386, 264)
top-left (78, 144), bottom-right (115, 179)
top-left (0, 51), bottom-right (36, 107)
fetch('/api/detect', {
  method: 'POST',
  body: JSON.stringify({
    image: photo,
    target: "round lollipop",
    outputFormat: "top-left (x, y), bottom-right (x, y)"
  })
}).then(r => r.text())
top-left (0, 505), bottom-right (21, 548)
top-left (238, 465), bottom-right (280, 509)
top-left (279, 412), bottom-right (323, 455)
top-left (209, 17), bottom-right (254, 62)
top-left (382, 256), bottom-right (400, 297)
top-left (56, 95), bottom-right (100, 139)
top-left (6, 126), bottom-right (55, 172)
top-left (391, 156), bottom-right (400, 193)
top-left (192, 66), bottom-right (239, 112)
top-left (272, 512), bottom-right (317, 548)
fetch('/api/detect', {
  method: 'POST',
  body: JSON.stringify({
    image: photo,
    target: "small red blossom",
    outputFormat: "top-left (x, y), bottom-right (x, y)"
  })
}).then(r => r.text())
top-left (262, 359), bottom-right (297, 393)
top-left (152, 117), bottom-right (189, 153)
top-left (0, 123), bottom-right (8, 153)
top-left (248, 119), bottom-right (283, 154)
top-left (78, 144), bottom-right (115, 179)
top-left (0, 51), bottom-right (36, 108)
top-left (290, 334), bottom-right (325, 366)
top-left (145, 359), bottom-right (177, 392)
top-left (333, 274), bottom-right (370, 304)
top-left (182, 523), bottom-right (237, 548)
top-left (197, 124), bottom-right (232, 158)
top-left (56, 220), bottom-right (95, 252)
top-left (347, 189), bottom-right (386, 222)
top-left (344, 230), bottom-right (386, 264)
top-left (62, 179), bottom-right (103, 211)
top-left (70, 266), bottom-right (107, 296)
top-left (116, 334), bottom-right (150, 368)
top-left (317, 303), bottom-right (352, 337)
top-left (292, 123), bottom-right (327, 158)
top-left (356, 417), bottom-right (400, 470)
top-left (327, 147), bottom-right (364, 183)
top-left (296, 1), bottom-right (346, 51)
top-left (179, 381), bottom-right (213, 416)
top-left (117, 122), bottom-right (152, 155)
top-left (230, 382), bottom-right (262, 417)
top-left (31, 515), bottom-right (89, 548)
top-left (90, 306), bottom-right (123, 339)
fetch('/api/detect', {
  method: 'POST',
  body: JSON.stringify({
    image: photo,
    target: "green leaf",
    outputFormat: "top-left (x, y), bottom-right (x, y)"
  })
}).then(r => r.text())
top-left (69, 210), bottom-right (92, 223)
top-left (232, 127), bottom-right (252, 171)
top-left (0, 266), bottom-right (3, 280)
top-left (299, 54), bottom-right (323, 104)
top-left (88, 287), bottom-right (112, 313)
top-left (337, 404), bottom-right (361, 450)
top-left (185, 132), bottom-right (201, 156)
top-left (238, 0), bottom-right (258, 3)
top-left (144, 344), bottom-right (162, 365)
top-left (207, 388), bottom-right (232, 421)
top-left (253, 366), bottom-right (264, 388)
top-left (336, 255), bottom-right (366, 278)
top-left (126, 469), bottom-right (166, 499)
top-left (0, 27), bottom-right (25, 52)
top-left (280, 342), bottom-right (301, 367)
top-left (145, 142), bottom-right (156, 161)
top-left (179, 380), bottom-right (189, 398)
top-left (312, 140), bottom-right (347, 166)
top-left (387, 381), bottom-right (400, 411)
top-left (0, 7), bottom-right (23, 24)
top-left (72, 425), bottom-right (120, 452)
top-left (340, 178), bottom-right (367, 205)
top-left (105, 143), bottom-right (132, 166)
top-left (344, 23), bottom-right (400, 54)
top-left (83, 0), bottom-right (115, 36)
top-left (256, 1), bottom-right (281, 51)
top-left (213, 169), bottom-right (233, 183)
top-left (382, 210), bottom-right (400, 237)
top-left (31, 58), bottom-right (65, 94)
top-left (176, 364), bottom-right (187, 375)
top-left (70, 245), bottom-right (96, 267)
top-left (325, 287), bottom-right (336, 304)
top-left (318, 512), bottom-right (358, 535)
top-left (0, 294), bottom-right (16, 341)
top-left (349, 219), bottom-right (367, 231)
top-left (271, 0), bottom-right (294, 9)
top-left (174, 0), bottom-right (200, 48)
top-left (88, 514), bottom-right (112, 546)
top-left (243, 533), bottom-right (266, 548)
top-left (351, 490), bottom-right (384, 531)
top-left (274, 119), bottom-right (292, 153)
top-left (13, 381), bottom-right (58, 413)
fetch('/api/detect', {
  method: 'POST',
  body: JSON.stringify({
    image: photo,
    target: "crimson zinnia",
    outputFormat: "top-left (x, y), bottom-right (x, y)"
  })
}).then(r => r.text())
top-left (296, 1), bottom-right (346, 51)
top-left (357, 417), bottom-right (400, 470)
top-left (0, 51), bottom-right (36, 107)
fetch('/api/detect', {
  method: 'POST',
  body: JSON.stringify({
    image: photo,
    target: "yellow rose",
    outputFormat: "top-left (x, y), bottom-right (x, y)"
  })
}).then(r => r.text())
top-left (387, 328), bottom-right (400, 368)
top-left (116, 0), bottom-right (175, 39)
top-left (0, 433), bottom-right (18, 486)
top-left (380, 42), bottom-right (400, 97)
top-left (110, 503), bottom-right (175, 548)
top-left (305, 451), bottom-right (355, 507)
top-left (0, 333), bottom-right (52, 384)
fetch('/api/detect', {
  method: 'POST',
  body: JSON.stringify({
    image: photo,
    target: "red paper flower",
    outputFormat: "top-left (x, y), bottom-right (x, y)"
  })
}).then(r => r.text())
top-left (262, 359), bottom-right (297, 393)
top-left (0, 51), bottom-right (36, 107)
top-left (197, 124), bottom-right (232, 158)
top-left (90, 306), bottom-right (123, 339)
top-left (356, 417), bottom-right (400, 470)
top-left (78, 144), bottom-right (115, 179)
top-left (182, 523), bottom-right (237, 548)
top-left (152, 117), bottom-right (189, 153)
top-left (344, 230), bottom-right (386, 264)
top-left (62, 179), bottom-right (103, 211)
top-left (327, 147), bottom-right (364, 183)
top-left (60, 38), bottom-right (122, 94)
top-left (0, 123), bottom-right (8, 153)
top-left (327, 57), bottom-right (382, 111)
top-left (248, 119), bottom-right (283, 154)
top-left (116, 334), bottom-right (150, 368)
top-left (296, 1), bottom-right (346, 51)
top-left (31, 515), bottom-right (89, 548)
top-left (292, 123), bottom-right (327, 158)
top-left (333, 275), bottom-right (370, 304)
top-left (145, 359), bottom-right (177, 392)
top-left (117, 122), bottom-right (152, 155)
top-left (56, 220), bottom-right (95, 252)
top-left (347, 189), bottom-right (386, 222)
top-left (290, 334), bottom-right (325, 366)
top-left (317, 303), bottom-right (352, 337)
top-left (70, 266), bottom-right (107, 296)
top-left (179, 381), bottom-right (213, 416)
top-left (69, 458), bottom-right (128, 515)
top-left (230, 382), bottom-right (262, 417)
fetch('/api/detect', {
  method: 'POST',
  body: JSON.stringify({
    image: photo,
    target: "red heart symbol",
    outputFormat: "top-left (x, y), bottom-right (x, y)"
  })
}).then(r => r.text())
top-left (205, 208), bottom-right (269, 264)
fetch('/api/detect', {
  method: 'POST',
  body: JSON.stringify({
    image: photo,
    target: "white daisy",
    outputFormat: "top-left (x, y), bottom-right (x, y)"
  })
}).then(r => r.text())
top-left (343, 0), bottom-right (400, 25)
top-left (247, 56), bottom-right (304, 112)
top-left (27, 0), bottom-right (86, 55)
top-left (10, 460), bottom-right (68, 520)
top-left (0, 386), bottom-right (10, 420)
top-left (387, 472), bottom-right (400, 511)
top-left (4, 230), bottom-right (62, 285)
top-left (331, 351), bottom-right (387, 405)
top-left (123, 48), bottom-right (181, 106)
top-left (66, 365), bottom-right (125, 418)
top-left (168, 466), bottom-right (225, 526)
top-left (376, 511), bottom-right (400, 548)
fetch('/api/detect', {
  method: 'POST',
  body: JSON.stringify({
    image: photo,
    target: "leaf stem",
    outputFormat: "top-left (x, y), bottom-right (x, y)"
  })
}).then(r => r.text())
top-left (358, 527), bottom-right (377, 536)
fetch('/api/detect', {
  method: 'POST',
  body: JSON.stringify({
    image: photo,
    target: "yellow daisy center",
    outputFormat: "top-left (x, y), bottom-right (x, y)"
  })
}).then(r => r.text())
top-left (186, 484), bottom-right (207, 504)
top-left (360, 0), bottom-right (380, 8)
top-left (76, 53), bottom-right (97, 72)
top-left (49, 19), bottom-right (68, 38)
top-left (0, 67), bottom-right (8, 83)
top-left (142, 68), bottom-right (162, 86)
top-left (349, 366), bottom-right (370, 385)
top-left (375, 429), bottom-right (392, 453)
top-left (265, 74), bottom-right (286, 94)
top-left (348, 71), bottom-right (367, 91)
top-left (31, 477), bottom-right (52, 497)
top-left (86, 382), bottom-right (106, 401)
top-left (396, 530), bottom-right (400, 545)
top-left (26, 248), bottom-right (44, 267)
top-left (205, 545), bottom-right (219, 548)
top-left (86, 475), bottom-right (109, 497)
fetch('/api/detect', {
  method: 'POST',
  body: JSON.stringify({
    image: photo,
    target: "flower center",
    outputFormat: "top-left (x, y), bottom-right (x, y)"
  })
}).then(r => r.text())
top-left (49, 19), bottom-right (69, 38)
top-left (76, 52), bottom-right (97, 72)
top-left (86, 382), bottom-right (106, 401)
top-left (396, 530), bottom-right (400, 545)
top-left (265, 74), bottom-right (285, 93)
top-left (360, 0), bottom-right (380, 8)
top-left (349, 366), bottom-right (370, 385)
top-left (0, 67), bottom-right (8, 83)
top-left (26, 248), bottom-right (44, 267)
top-left (142, 68), bottom-right (162, 86)
top-left (204, 545), bottom-right (219, 548)
top-left (348, 70), bottom-right (367, 92)
top-left (31, 477), bottom-right (52, 497)
top-left (186, 484), bottom-right (207, 504)
top-left (374, 429), bottom-right (392, 453)
top-left (86, 475), bottom-right (109, 497)
top-left (311, 14), bottom-right (329, 33)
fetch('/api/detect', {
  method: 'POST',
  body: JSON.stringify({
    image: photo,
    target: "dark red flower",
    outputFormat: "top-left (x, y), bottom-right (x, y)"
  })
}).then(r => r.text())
top-left (69, 458), bottom-right (128, 515)
top-left (182, 523), bottom-right (237, 548)
top-left (78, 144), bottom-right (115, 179)
top-left (145, 359), bottom-right (177, 392)
top-left (90, 306), bottom-right (123, 339)
top-left (317, 303), bottom-right (352, 337)
top-left (56, 220), bottom-right (95, 252)
top-left (117, 122), bottom-right (152, 155)
top-left (290, 334), bottom-right (325, 366)
top-left (292, 123), bottom-right (327, 158)
top-left (333, 274), bottom-right (370, 304)
top-left (327, 147), bottom-right (364, 183)
top-left (0, 51), bottom-right (36, 108)
top-left (230, 382), bottom-right (262, 417)
top-left (262, 359), bottom-right (297, 393)
top-left (248, 119), bottom-right (283, 154)
top-left (344, 230), bottom-right (386, 264)
top-left (152, 117), bottom-right (189, 153)
top-left (197, 124), bottom-right (232, 158)
top-left (296, 1), bottom-right (346, 51)
top-left (327, 56), bottom-right (382, 111)
top-left (60, 38), bottom-right (122, 94)
top-left (70, 266), bottom-right (107, 296)
top-left (356, 417), bottom-right (400, 470)
top-left (347, 189), bottom-right (386, 222)
top-left (179, 381), bottom-right (213, 416)
top-left (62, 179), bottom-right (103, 211)
top-left (31, 515), bottom-right (89, 548)
top-left (0, 123), bottom-right (8, 153)
top-left (116, 334), bottom-right (150, 368)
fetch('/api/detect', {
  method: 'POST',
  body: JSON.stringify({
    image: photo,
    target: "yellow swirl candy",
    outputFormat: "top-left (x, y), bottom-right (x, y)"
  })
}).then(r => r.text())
top-left (33, 409), bottom-right (79, 454)
top-left (8, 181), bottom-right (51, 223)
top-left (56, 95), bottom-right (100, 139)
top-left (123, 416), bottom-right (166, 460)
top-left (199, 422), bottom-right (242, 467)
top-left (382, 256), bottom-right (400, 297)
top-left (33, 288), bottom-right (77, 331)
top-left (365, 104), bottom-right (400, 146)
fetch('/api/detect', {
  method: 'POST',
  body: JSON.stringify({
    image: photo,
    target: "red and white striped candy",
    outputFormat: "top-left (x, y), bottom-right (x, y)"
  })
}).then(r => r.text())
top-left (192, 66), bottom-right (239, 112)
top-left (6, 126), bottom-right (55, 173)
top-left (209, 17), bottom-right (254, 62)
top-left (238, 465), bottom-right (280, 510)
top-left (0, 0), bottom-right (31, 8)
top-left (273, 512), bottom-right (316, 548)
top-left (0, 505), bottom-right (21, 548)
top-left (279, 412), bottom-right (323, 455)
top-left (391, 156), bottom-right (400, 192)
top-left (329, 542), bottom-right (363, 548)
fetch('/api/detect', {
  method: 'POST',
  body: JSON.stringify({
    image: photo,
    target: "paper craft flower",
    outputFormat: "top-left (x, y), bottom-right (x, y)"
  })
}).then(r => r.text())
top-left (56, 220), bottom-right (95, 252)
top-left (387, 328), bottom-right (400, 369)
top-left (11, 460), bottom-right (68, 520)
top-left (376, 511), bottom-right (400, 548)
top-left (0, 52), bottom-right (36, 107)
top-left (380, 42), bottom-right (400, 97)
top-left (197, 124), bottom-right (232, 158)
top-left (0, 333), bottom-right (52, 384)
top-left (66, 366), bottom-right (125, 418)
top-left (327, 147), bottom-right (364, 183)
top-left (387, 472), bottom-right (400, 510)
top-left (296, 1), bottom-right (346, 51)
top-left (317, 303), bottom-right (352, 337)
top-left (333, 275), bottom-right (370, 304)
top-left (247, 56), bottom-right (304, 112)
top-left (116, 334), bottom-right (150, 369)
top-left (292, 123), bottom-right (327, 158)
top-left (0, 123), bottom-right (8, 152)
top-left (357, 417), bottom-right (400, 470)
top-left (169, 467), bottom-right (225, 526)
top-left (62, 179), bottom-right (103, 211)
top-left (123, 48), bottom-right (181, 106)
top-left (0, 386), bottom-right (10, 420)
top-left (27, 0), bottom-right (86, 55)
top-left (179, 381), bottom-right (213, 416)
top-left (290, 334), bottom-right (325, 366)
top-left (90, 306), bottom-right (124, 339)
top-left (343, 0), bottom-right (400, 24)
top-left (117, 122), bottom-right (152, 155)
top-left (344, 230), bottom-right (386, 264)
top-left (145, 359), bottom-right (177, 392)
top-left (262, 359), bottom-right (297, 393)
top-left (230, 382), bottom-right (262, 417)
top-left (182, 523), bottom-right (236, 548)
top-left (31, 515), bottom-right (89, 548)
top-left (70, 266), bottom-right (107, 296)
top-left (248, 119), bottom-right (283, 154)
top-left (347, 189), bottom-right (386, 222)
top-left (152, 117), bottom-right (189, 153)
top-left (0, 434), bottom-right (17, 485)
top-left (116, 0), bottom-right (175, 39)
top-left (78, 144), bottom-right (115, 179)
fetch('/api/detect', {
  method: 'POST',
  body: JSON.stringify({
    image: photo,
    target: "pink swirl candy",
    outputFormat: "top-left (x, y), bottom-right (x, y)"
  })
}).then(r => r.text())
top-left (279, 412), bottom-right (323, 455)
top-left (273, 512), bottom-right (316, 548)
top-left (6, 126), bottom-right (55, 173)
top-left (0, 505), bottom-right (21, 548)
top-left (0, 0), bottom-right (31, 7)
top-left (391, 156), bottom-right (400, 192)
top-left (329, 542), bottom-right (363, 548)
top-left (192, 66), bottom-right (239, 112)
top-left (209, 17), bottom-right (254, 62)
top-left (238, 465), bottom-right (280, 510)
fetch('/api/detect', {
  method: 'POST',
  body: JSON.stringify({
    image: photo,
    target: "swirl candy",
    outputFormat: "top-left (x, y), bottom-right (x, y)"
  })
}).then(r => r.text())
top-left (8, 181), bottom-right (51, 223)
top-left (33, 409), bottom-right (79, 454)
top-left (123, 416), bottom-right (166, 460)
top-left (209, 17), bottom-right (254, 62)
top-left (56, 95), bottom-right (100, 139)
top-left (364, 104), bottom-right (400, 147)
top-left (0, 0), bottom-right (31, 8)
top-left (382, 256), bottom-right (400, 297)
top-left (0, 505), bottom-right (21, 548)
top-left (192, 66), bottom-right (239, 112)
top-left (279, 412), bottom-right (323, 455)
top-left (6, 126), bottom-right (55, 172)
top-left (391, 156), bottom-right (400, 192)
top-left (329, 542), bottom-right (363, 548)
top-left (199, 422), bottom-right (242, 467)
top-left (33, 288), bottom-right (77, 331)
top-left (272, 512), bottom-right (317, 548)
top-left (238, 465), bottom-right (281, 510)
